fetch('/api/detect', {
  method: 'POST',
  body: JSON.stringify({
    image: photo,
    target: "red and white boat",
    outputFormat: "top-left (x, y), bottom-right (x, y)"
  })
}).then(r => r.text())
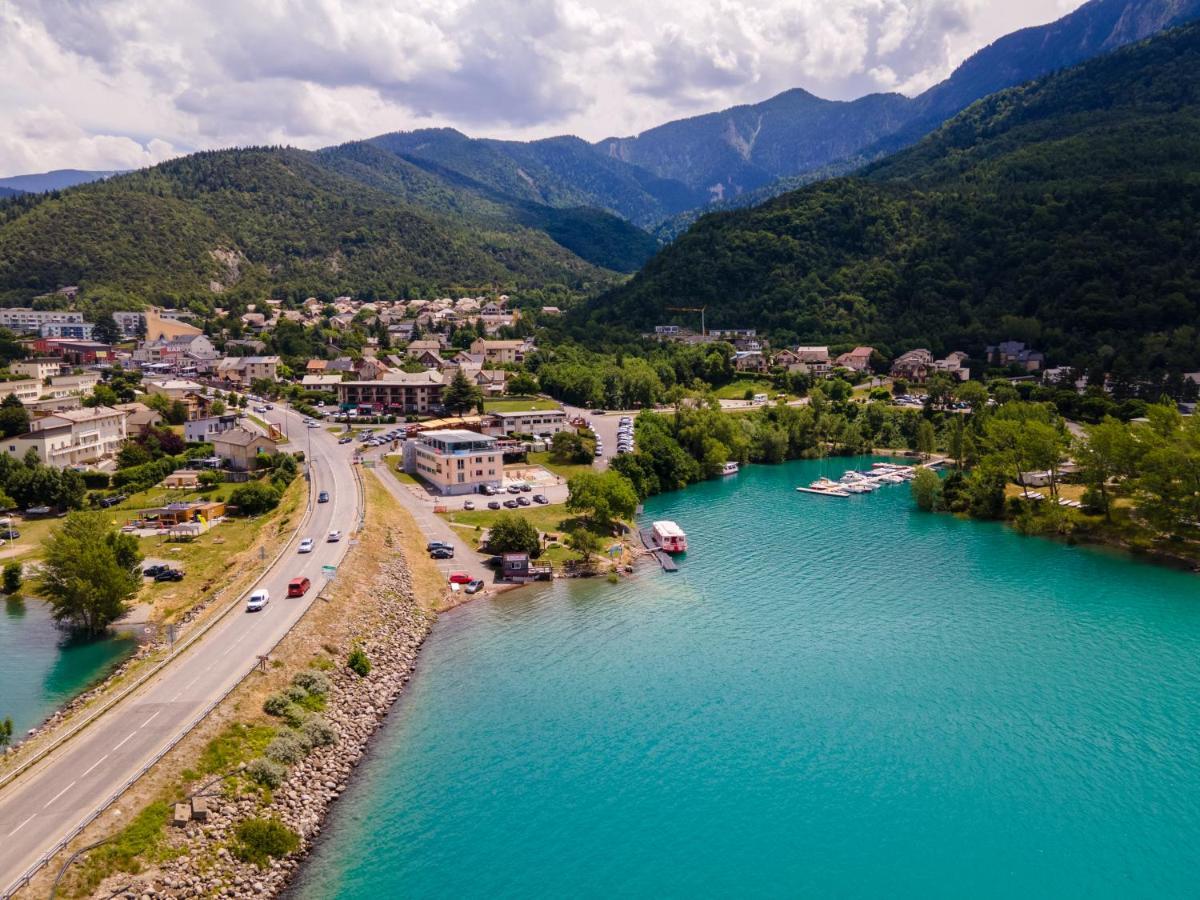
top-left (651, 521), bottom-right (688, 554)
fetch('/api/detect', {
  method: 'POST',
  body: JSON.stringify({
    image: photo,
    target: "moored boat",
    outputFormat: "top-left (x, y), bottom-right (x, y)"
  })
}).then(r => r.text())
top-left (651, 520), bottom-right (688, 554)
top-left (722, 461), bottom-right (740, 476)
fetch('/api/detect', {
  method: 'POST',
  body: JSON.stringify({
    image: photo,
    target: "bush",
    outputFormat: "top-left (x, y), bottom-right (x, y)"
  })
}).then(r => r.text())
top-left (262, 692), bottom-right (292, 718)
top-left (292, 670), bottom-right (329, 696)
top-left (265, 732), bottom-right (308, 765)
top-left (81, 471), bottom-right (111, 490)
top-left (300, 717), bottom-right (338, 749)
top-left (2, 561), bottom-right (21, 595)
top-left (230, 481), bottom-right (281, 516)
top-left (232, 817), bottom-right (299, 866)
top-left (283, 685), bottom-right (309, 704)
top-left (245, 758), bottom-right (285, 789)
top-left (348, 646), bottom-right (371, 677)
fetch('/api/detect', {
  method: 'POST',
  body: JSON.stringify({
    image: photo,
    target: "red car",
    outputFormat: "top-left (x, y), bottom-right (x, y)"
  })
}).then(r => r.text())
top-left (448, 572), bottom-right (472, 585)
top-left (287, 577), bottom-right (311, 597)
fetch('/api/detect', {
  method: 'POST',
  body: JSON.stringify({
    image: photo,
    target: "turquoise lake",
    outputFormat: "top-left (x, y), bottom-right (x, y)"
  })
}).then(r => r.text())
top-left (0, 597), bottom-right (136, 737)
top-left (294, 457), bottom-right (1200, 898)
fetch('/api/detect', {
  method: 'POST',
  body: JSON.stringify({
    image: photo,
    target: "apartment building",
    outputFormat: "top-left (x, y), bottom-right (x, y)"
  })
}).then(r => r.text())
top-left (2, 406), bottom-right (128, 468)
top-left (0, 308), bottom-right (86, 334)
top-left (335, 371), bottom-right (445, 414)
top-left (11, 358), bottom-right (64, 381)
top-left (487, 408), bottom-right (569, 437)
top-left (0, 379), bottom-right (43, 403)
top-left (469, 338), bottom-right (529, 365)
top-left (403, 429), bottom-right (502, 495)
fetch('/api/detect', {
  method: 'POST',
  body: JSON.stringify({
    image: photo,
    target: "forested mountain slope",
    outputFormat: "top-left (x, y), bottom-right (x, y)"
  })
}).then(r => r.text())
top-left (0, 148), bottom-right (622, 305)
top-left (581, 23), bottom-right (1200, 376)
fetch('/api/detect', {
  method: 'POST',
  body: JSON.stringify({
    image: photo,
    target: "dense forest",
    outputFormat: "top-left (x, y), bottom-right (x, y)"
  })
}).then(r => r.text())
top-left (0, 146), bottom-right (652, 308)
top-left (582, 22), bottom-right (1200, 376)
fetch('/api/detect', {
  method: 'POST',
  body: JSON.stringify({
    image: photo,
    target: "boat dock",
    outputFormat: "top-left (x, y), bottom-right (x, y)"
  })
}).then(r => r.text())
top-left (638, 527), bottom-right (679, 572)
top-left (796, 486), bottom-right (850, 498)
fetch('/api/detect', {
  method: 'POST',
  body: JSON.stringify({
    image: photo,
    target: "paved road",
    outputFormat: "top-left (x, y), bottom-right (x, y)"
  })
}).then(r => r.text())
top-left (560, 404), bottom-right (638, 470)
top-left (369, 453), bottom-right (494, 588)
top-left (0, 406), bottom-right (360, 897)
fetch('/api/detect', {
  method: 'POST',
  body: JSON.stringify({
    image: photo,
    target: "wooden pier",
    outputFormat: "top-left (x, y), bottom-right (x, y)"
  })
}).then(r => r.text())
top-left (639, 528), bottom-right (679, 572)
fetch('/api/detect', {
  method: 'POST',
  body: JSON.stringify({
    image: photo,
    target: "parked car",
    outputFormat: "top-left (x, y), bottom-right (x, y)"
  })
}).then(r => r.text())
top-left (594, 447), bottom-right (604, 457)
top-left (298, 538), bottom-right (315, 553)
top-left (317, 491), bottom-right (330, 503)
top-left (327, 530), bottom-right (342, 542)
top-left (338, 436), bottom-right (353, 444)
top-left (507, 485), bottom-right (522, 494)
top-left (463, 500), bottom-right (476, 511)
top-left (246, 589), bottom-right (270, 612)
top-left (306, 420), bottom-right (320, 428)
top-left (533, 494), bottom-right (549, 504)
top-left (448, 572), bottom-right (472, 585)
top-left (517, 496), bottom-right (531, 507)
top-left (287, 577), bottom-right (311, 597)
top-left (25, 506), bottom-right (51, 516)
top-left (142, 564), bottom-right (168, 578)
top-left (0, 528), bottom-right (20, 540)
top-left (519, 484), bottom-right (532, 493)
top-left (503, 499), bottom-right (519, 509)
top-left (155, 568), bottom-right (184, 582)
top-left (427, 541), bottom-right (452, 552)
top-left (465, 579), bottom-right (485, 594)
top-left (487, 501), bottom-right (502, 510)
top-left (431, 547), bottom-right (455, 560)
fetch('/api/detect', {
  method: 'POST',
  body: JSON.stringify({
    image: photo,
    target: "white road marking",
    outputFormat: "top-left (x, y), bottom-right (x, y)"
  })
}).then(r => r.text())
top-left (112, 732), bottom-right (136, 751)
top-left (170, 690), bottom-right (183, 702)
top-left (79, 754), bottom-right (109, 778)
top-left (43, 780), bottom-right (76, 809)
top-left (140, 711), bottom-right (160, 728)
top-left (8, 814), bottom-right (35, 836)
top-left (185, 675), bottom-right (200, 690)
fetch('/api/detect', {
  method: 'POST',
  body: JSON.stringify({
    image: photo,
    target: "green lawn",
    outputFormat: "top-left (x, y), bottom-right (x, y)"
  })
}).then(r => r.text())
top-left (483, 396), bottom-right (563, 413)
top-left (712, 378), bottom-right (783, 400)
top-left (526, 451), bottom-right (594, 481)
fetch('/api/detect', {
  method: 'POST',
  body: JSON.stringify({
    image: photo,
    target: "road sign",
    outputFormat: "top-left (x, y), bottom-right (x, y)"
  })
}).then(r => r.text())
top-left (321, 565), bottom-right (337, 577)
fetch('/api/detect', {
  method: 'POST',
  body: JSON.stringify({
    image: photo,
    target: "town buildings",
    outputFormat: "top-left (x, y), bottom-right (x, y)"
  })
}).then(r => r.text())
top-left (987, 341), bottom-right (1045, 372)
top-left (487, 409), bottom-right (569, 437)
top-left (1, 406), bottom-right (128, 468)
top-left (402, 429), bottom-right (502, 496)
top-left (11, 357), bottom-right (64, 381)
top-left (835, 347), bottom-right (876, 373)
top-left (335, 371), bottom-right (445, 414)
top-left (469, 338), bottom-right (529, 365)
top-left (890, 349), bottom-right (935, 382)
top-left (215, 356), bottom-right (281, 384)
top-left (0, 308), bottom-right (87, 335)
top-left (211, 427), bottom-right (277, 471)
top-left (185, 414), bottom-right (241, 444)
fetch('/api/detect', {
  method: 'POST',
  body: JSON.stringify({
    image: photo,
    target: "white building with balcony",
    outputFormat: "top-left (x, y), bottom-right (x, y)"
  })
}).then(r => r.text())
top-left (402, 429), bottom-right (502, 496)
top-left (1, 406), bottom-right (128, 468)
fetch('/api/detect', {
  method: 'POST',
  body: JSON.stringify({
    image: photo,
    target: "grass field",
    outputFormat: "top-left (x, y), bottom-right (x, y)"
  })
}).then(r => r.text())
top-left (525, 451), bottom-right (594, 481)
top-left (712, 378), bottom-right (783, 401)
top-left (483, 396), bottom-right (562, 413)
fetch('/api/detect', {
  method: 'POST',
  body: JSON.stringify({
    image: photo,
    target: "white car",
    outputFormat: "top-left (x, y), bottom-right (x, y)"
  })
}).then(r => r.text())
top-left (246, 589), bottom-right (270, 612)
top-left (327, 530), bottom-right (342, 542)
top-left (298, 538), bottom-right (315, 553)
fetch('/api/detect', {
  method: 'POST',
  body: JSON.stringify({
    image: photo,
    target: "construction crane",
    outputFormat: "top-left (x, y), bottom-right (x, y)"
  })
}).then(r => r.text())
top-left (666, 305), bottom-right (707, 337)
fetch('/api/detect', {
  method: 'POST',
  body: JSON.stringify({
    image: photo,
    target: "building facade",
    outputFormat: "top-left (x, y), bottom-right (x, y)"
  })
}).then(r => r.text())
top-left (336, 371), bottom-right (445, 414)
top-left (1, 406), bottom-right (128, 468)
top-left (11, 358), bottom-right (64, 381)
top-left (0, 309), bottom-right (86, 334)
top-left (403, 429), bottom-right (502, 495)
top-left (487, 409), bottom-right (568, 436)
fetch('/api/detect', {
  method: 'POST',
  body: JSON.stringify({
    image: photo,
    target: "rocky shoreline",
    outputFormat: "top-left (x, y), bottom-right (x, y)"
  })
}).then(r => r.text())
top-left (93, 553), bottom-right (434, 899)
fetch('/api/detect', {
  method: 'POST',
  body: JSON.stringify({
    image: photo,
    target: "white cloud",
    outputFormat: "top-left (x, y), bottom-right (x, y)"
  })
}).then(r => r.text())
top-left (0, 0), bottom-right (1089, 175)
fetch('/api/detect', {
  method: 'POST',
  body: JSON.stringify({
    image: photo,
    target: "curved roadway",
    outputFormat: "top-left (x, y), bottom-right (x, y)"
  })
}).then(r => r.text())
top-left (0, 405), bottom-right (359, 897)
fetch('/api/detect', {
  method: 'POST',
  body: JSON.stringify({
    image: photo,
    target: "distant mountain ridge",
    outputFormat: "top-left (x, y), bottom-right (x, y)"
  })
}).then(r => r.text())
top-left (0, 169), bottom-right (123, 194)
top-left (357, 0), bottom-right (1200, 227)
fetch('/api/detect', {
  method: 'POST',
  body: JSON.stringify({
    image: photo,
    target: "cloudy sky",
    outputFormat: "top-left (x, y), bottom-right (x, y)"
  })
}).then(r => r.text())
top-left (1, 0), bottom-right (1086, 176)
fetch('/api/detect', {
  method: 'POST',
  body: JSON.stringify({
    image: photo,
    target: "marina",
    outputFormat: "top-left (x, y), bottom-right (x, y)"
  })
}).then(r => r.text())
top-left (796, 461), bottom-right (926, 498)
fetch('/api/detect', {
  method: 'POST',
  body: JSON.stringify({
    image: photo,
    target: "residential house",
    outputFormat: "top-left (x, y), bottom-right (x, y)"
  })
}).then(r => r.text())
top-left (216, 356), bottom-right (281, 384)
top-left (211, 427), bottom-right (277, 471)
top-left (1, 406), bottom-right (128, 468)
top-left (185, 414), bottom-right (240, 443)
top-left (301, 374), bottom-right (344, 389)
top-left (402, 429), bottom-right (502, 495)
top-left (0, 379), bottom-right (43, 404)
top-left (305, 359), bottom-right (328, 374)
top-left (794, 347), bottom-right (832, 377)
top-left (470, 338), bottom-right (528, 365)
top-left (933, 351), bottom-right (971, 382)
top-left (114, 402), bottom-right (163, 434)
top-left (11, 357), bottom-right (64, 381)
top-left (336, 371), bottom-right (445, 414)
top-left (834, 346), bottom-right (876, 373)
top-left (225, 339), bottom-right (267, 354)
top-left (987, 341), bottom-right (1046, 372)
top-left (890, 349), bottom-right (935, 383)
top-left (541, 306), bottom-right (561, 316)
top-left (732, 350), bottom-right (769, 373)
top-left (47, 372), bottom-right (101, 398)
top-left (405, 340), bottom-right (443, 358)
top-left (354, 357), bottom-right (390, 381)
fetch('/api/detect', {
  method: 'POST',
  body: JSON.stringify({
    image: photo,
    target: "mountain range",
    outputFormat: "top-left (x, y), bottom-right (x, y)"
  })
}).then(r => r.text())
top-left (0, 0), bottom-right (1197, 306)
top-left (581, 19), bottom-right (1200, 377)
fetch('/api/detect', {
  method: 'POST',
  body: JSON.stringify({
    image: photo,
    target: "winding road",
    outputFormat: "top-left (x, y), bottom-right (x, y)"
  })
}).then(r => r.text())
top-left (0, 405), bottom-right (360, 898)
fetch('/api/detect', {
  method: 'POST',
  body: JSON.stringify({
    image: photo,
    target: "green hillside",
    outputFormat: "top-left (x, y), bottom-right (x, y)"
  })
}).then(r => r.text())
top-left (0, 146), bottom-right (636, 305)
top-left (582, 22), bottom-right (1200, 375)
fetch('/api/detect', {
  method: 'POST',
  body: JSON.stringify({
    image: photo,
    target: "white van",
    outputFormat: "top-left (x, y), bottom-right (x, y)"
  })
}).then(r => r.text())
top-left (246, 589), bottom-right (270, 612)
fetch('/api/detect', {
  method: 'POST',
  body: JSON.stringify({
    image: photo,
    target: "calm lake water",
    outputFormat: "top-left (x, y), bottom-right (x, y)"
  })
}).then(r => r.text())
top-left (294, 458), bottom-right (1200, 898)
top-left (0, 597), bottom-right (136, 737)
